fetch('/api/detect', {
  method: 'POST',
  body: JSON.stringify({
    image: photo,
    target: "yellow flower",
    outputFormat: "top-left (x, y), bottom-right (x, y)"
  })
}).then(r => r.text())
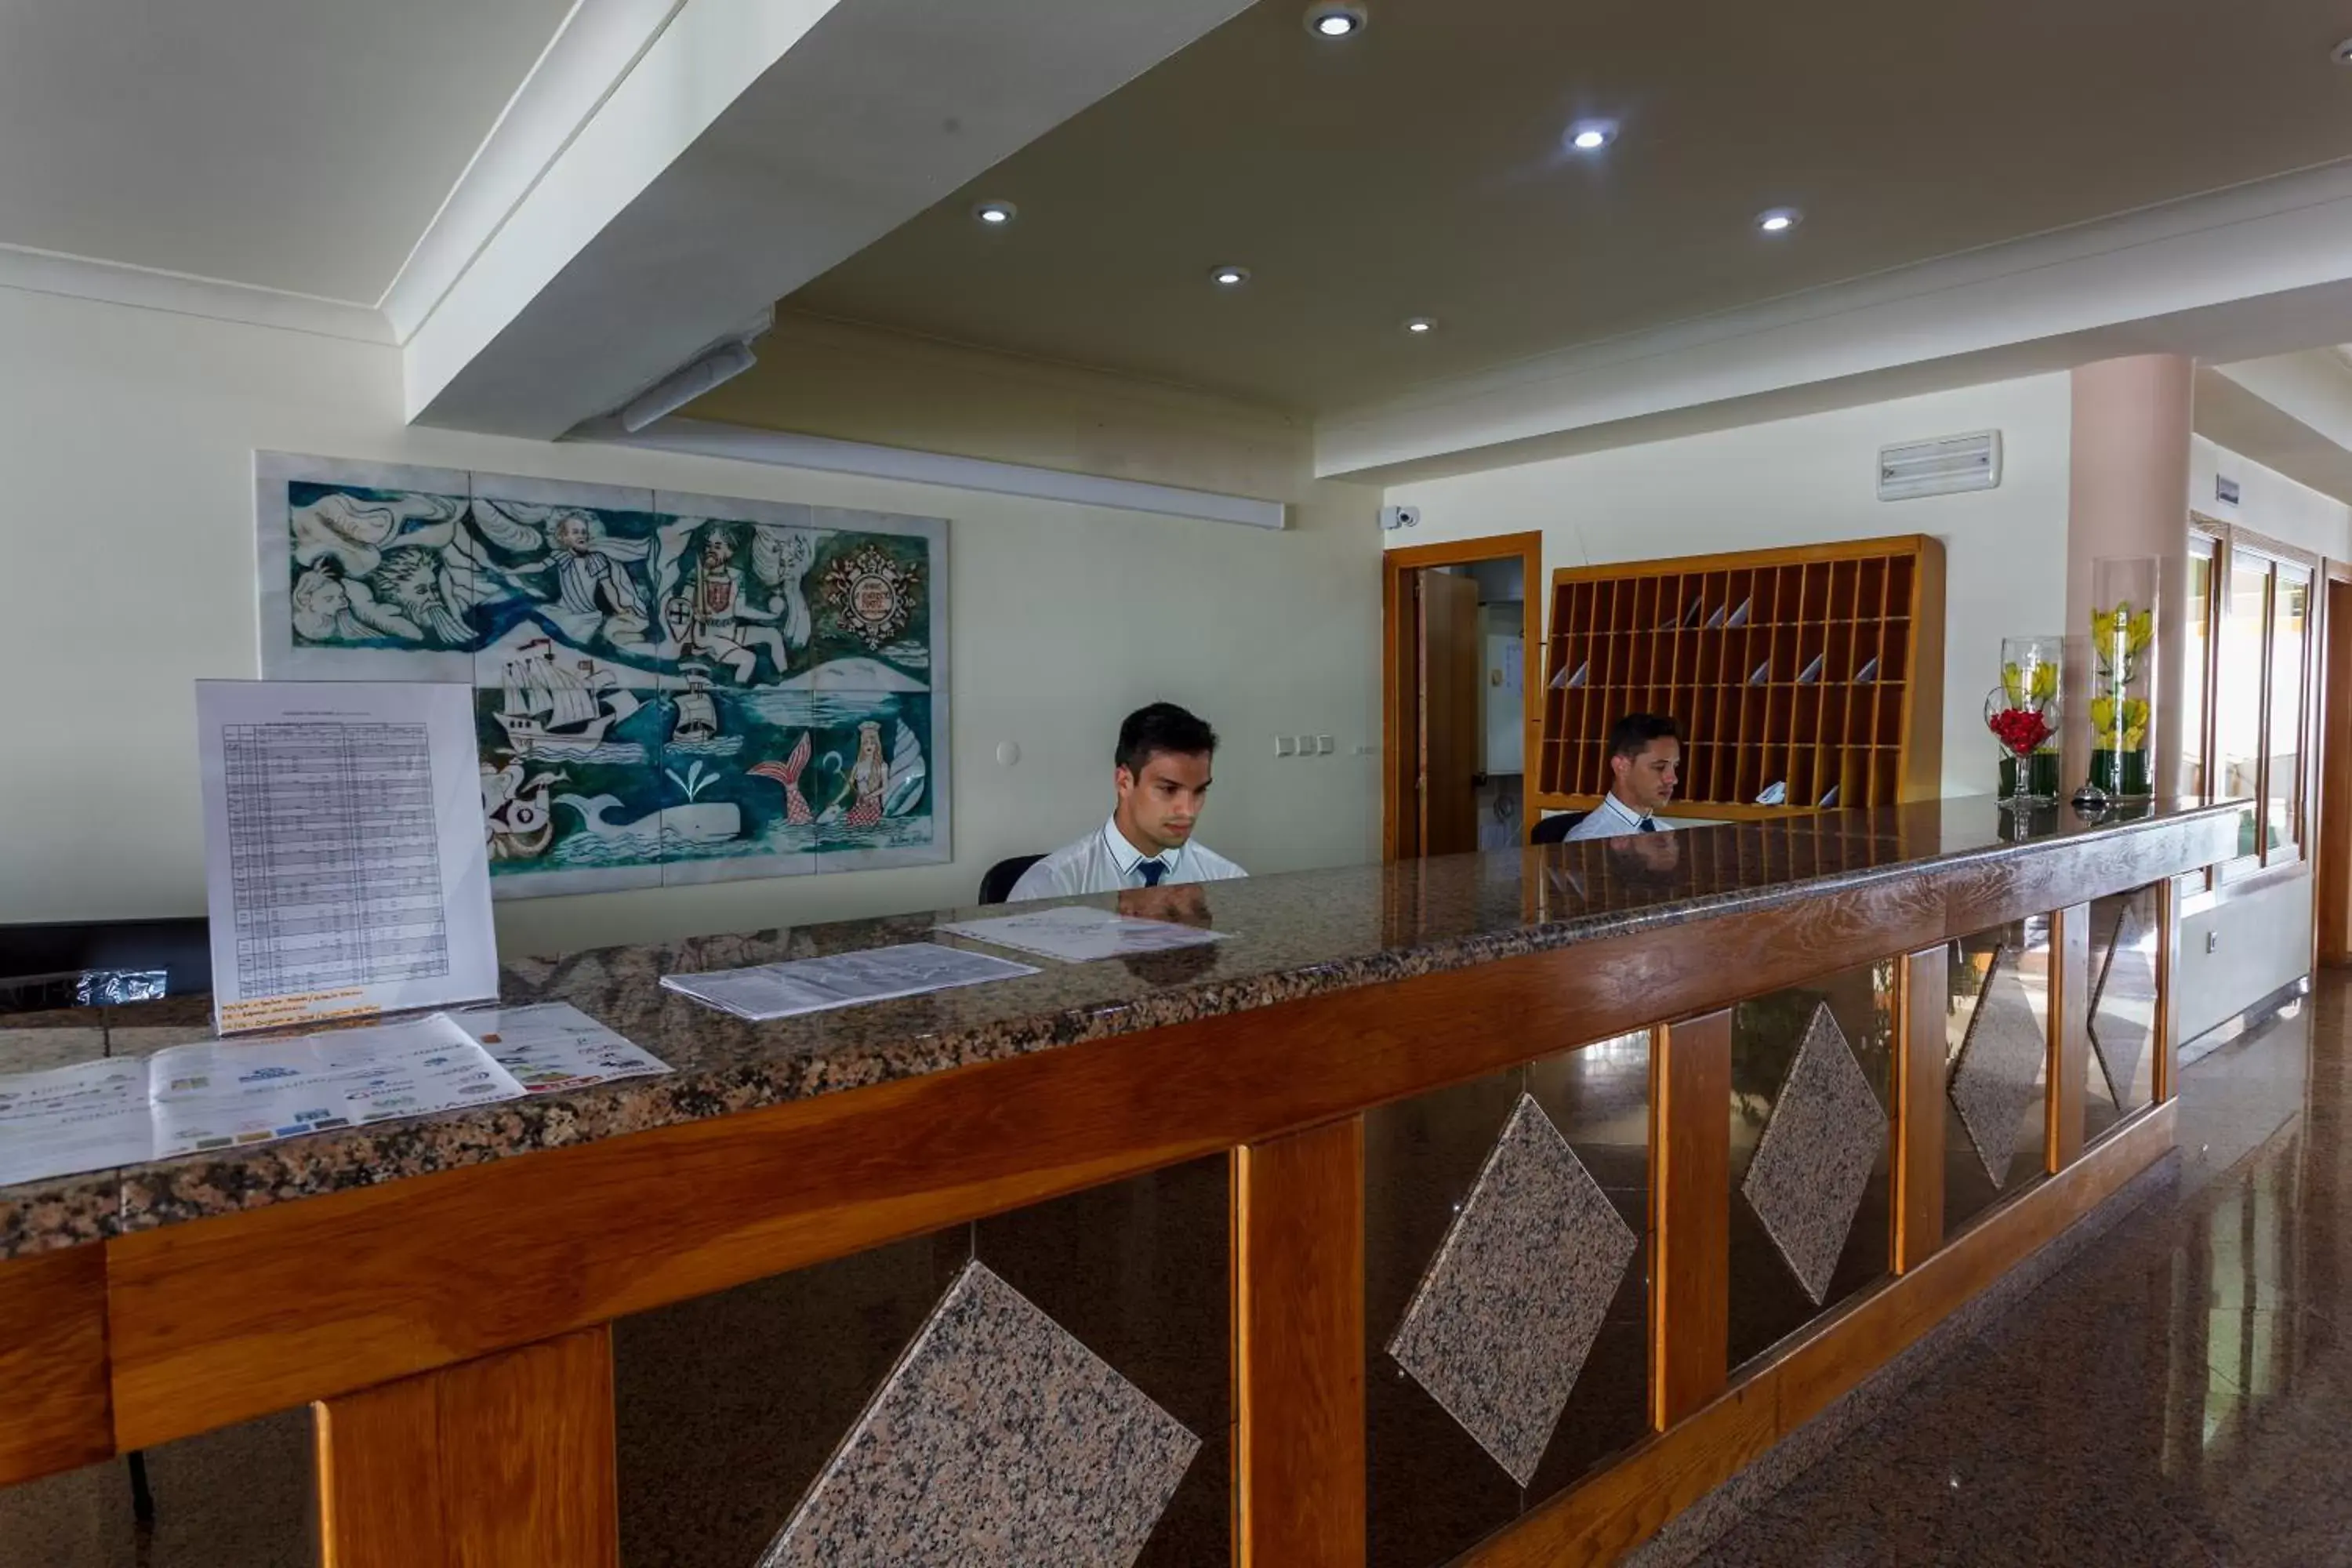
top-left (2090, 695), bottom-right (2117, 735)
top-left (2031, 661), bottom-right (2056, 701)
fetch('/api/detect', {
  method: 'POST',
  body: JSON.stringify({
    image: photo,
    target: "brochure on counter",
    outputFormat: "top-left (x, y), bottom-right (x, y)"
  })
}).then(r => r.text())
top-left (936, 905), bottom-right (1229, 964)
top-left (660, 942), bottom-right (1039, 1022)
top-left (0, 1004), bottom-right (669, 1187)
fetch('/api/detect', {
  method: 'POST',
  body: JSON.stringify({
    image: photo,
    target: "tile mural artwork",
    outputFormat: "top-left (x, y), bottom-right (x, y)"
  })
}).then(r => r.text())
top-left (256, 455), bottom-right (950, 898)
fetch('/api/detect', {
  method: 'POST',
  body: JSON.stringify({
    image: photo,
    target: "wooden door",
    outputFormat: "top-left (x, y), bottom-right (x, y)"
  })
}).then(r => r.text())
top-left (1418, 571), bottom-right (1483, 855)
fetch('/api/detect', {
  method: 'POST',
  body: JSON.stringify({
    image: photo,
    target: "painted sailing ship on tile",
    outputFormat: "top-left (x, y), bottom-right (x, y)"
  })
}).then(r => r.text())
top-left (258, 456), bottom-right (950, 897)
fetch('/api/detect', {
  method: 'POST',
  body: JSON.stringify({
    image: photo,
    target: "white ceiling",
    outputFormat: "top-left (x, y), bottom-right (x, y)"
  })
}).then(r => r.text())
top-left (0, 0), bottom-right (575, 302)
top-left (789, 0), bottom-right (2352, 414)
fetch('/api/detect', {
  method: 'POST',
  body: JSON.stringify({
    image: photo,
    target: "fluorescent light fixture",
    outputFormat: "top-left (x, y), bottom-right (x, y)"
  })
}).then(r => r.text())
top-left (973, 200), bottom-right (1018, 225)
top-left (2336, 34), bottom-right (2352, 62)
top-left (617, 339), bottom-right (759, 433)
top-left (599, 418), bottom-right (1288, 530)
top-left (1755, 207), bottom-right (1802, 234)
top-left (1210, 264), bottom-right (1251, 286)
top-left (1403, 317), bottom-right (1436, 334)
top-left (1305, 3), bottom-right (1367, 38)
top-left (1566, 121), bottom-right (1617, 151)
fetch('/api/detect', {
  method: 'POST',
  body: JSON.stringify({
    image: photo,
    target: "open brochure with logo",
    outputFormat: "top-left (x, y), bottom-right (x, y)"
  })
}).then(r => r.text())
top-left (0, 1004), bottom-right (668, 1186)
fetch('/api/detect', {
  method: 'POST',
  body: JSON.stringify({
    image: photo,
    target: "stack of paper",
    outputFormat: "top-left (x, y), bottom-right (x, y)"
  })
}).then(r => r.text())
top-left (938, 905), bottom-right (1229, 964)
top-left (1796, 653), bottom-right (1826, 685)
top-left (662, 943), bottom-right (1039, 1022)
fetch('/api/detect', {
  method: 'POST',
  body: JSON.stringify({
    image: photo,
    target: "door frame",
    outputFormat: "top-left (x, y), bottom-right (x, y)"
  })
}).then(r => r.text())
top-left (1381, 532), bottom-right (1545, 860)
top-left (2318, 560), bottom-right (2352, 964)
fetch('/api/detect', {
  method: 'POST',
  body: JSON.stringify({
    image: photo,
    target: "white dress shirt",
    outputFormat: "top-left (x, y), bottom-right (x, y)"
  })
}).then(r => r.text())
top-left (1007, 817), bottom-right (1247, 900)
top-left (1561, 793), bottom-right (1668, 842)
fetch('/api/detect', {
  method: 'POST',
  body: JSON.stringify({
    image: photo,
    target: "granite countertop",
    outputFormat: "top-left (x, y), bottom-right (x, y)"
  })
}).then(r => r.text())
top-left (0, 797), bottom-right (2242, 1258)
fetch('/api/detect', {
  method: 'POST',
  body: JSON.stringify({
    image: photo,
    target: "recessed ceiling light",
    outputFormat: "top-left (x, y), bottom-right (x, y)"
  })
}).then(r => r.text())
top-left (973, 200), bottom-right (1017, 226)
top-left (1403, 317), bottom-right (1436, 334)
top-left (1566, 121), bottom-right (1617, 152)
top-left (1210, 264), bottom-right (1251, 286)
top-left (1755, 207), bottom-right (1802, 234)
top-left (1304, 3), bottom-right (1367, 38)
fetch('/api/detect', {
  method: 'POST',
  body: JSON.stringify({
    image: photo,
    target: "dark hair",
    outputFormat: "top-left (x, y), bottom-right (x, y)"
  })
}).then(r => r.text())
top-left (1117, 702), bottom-right (1219, 775)
top-left (1607, 712), bottom-right (1683, 760)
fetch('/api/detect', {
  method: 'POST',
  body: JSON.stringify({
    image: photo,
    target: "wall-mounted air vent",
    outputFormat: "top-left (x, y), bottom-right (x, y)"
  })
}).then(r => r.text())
top-left (1878, 430), bottom-right (2001, 502)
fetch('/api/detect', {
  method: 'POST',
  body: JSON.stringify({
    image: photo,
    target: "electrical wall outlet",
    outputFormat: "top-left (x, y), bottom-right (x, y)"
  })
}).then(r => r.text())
top-left (1275, 735), bottom-right (1296, 757)
top-left (1316, 735), bottom-right (1334, 754)
top-left (2205, 931), bottom-right (2220, 955)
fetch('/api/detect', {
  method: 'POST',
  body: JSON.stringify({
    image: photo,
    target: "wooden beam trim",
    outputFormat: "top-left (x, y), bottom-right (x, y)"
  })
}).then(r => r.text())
top-left (0, 1245), bottom-right (112, 1488)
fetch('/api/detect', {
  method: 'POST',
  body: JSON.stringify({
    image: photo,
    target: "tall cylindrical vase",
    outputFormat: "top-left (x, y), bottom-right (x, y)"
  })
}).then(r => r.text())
top-left (2087, 558), bottom-right (2158, 801)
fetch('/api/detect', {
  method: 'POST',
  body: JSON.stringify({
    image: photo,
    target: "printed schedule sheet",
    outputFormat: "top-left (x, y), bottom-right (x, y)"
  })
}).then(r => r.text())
top-left (197, 681), bottom-right (498, 1033)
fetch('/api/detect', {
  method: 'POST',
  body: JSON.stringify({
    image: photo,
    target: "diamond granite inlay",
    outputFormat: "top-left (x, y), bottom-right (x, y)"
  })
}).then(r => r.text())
top-left (2089, 904), bottom-right (2156, 1109)
top-left (759, 1260), bottom-right (1197, 1568)
top-left (1949, 943), bottom-right (2047, 1186)
top-left (1386, 1093), bottom-right (1639, 1487)
top-left (1740, 1004), bottom-right (1886, 1307)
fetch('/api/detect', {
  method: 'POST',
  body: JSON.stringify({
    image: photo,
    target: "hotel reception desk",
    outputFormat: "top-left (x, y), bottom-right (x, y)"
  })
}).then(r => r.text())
top-left (0, 798), bottom-right (2244, 1567)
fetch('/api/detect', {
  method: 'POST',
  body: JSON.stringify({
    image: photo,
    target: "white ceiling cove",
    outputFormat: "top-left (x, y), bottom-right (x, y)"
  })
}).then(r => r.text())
top-left (0, 0), bottom-right (575, 301)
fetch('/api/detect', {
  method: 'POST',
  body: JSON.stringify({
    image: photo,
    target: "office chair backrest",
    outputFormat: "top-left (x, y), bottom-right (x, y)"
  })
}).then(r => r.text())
top-left (977, 854), bottom-right (1047, 906)
top-left (1529, 811), bottom-right (1590, 845)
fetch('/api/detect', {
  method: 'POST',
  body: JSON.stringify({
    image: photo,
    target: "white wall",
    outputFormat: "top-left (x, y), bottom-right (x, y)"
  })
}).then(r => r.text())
top-left (1385, 375), bottom-right (2074, 797)
top-left (2180, 878), bottom-right (2310, 1044)
top-left (0, 287), bottom-right (1382, 954)
top-left (2190, 434), bottom-right (2352, 558)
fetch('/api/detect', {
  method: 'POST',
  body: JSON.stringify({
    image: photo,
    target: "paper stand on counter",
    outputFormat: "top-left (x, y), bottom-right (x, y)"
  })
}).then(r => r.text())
top-left (938, 905), bottom-right (1229, 964)
top-left (196, 681), bottom-right (498, 1036)
top-left (662, 942), bottom-right (1038, 1022)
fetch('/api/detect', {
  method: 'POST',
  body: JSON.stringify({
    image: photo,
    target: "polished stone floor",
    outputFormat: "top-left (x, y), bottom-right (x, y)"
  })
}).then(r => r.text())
top-left (1700, 974), bottom-right (2349, 1567)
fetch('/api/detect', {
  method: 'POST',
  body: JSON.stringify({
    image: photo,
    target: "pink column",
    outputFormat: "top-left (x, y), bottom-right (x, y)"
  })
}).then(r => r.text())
top-left (2067, 357), bottom-right (2192, 797)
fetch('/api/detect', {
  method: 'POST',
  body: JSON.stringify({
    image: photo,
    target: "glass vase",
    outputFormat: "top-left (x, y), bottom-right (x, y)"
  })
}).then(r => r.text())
top-left (2086, 559), bottom-right (2158, 803)
top-left (1992, 637), bottom-right (2063, 804)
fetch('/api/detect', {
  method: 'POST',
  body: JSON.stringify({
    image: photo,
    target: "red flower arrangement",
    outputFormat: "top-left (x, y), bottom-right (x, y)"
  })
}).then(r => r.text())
top-left (1985, 706), bottom-right (2053, 756)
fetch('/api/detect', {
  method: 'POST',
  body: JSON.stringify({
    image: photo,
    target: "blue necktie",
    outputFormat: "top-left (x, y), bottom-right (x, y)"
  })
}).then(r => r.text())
top-left (1639, 818), bottom-right (1658, 833)
top-left (1137, 860), bottom-right (1166, 887)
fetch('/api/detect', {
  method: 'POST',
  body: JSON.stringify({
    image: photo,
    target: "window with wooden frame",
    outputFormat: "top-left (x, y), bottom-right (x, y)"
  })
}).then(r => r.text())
top-left (2187, 521), bottom-right (2317, 880)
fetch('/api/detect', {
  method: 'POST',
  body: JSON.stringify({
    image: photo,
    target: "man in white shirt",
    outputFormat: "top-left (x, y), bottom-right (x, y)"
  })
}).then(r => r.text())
top-left (1563, 713), bottom-right (1682, 841)
top-left (1009, 703), bottom-right (1248, 898)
